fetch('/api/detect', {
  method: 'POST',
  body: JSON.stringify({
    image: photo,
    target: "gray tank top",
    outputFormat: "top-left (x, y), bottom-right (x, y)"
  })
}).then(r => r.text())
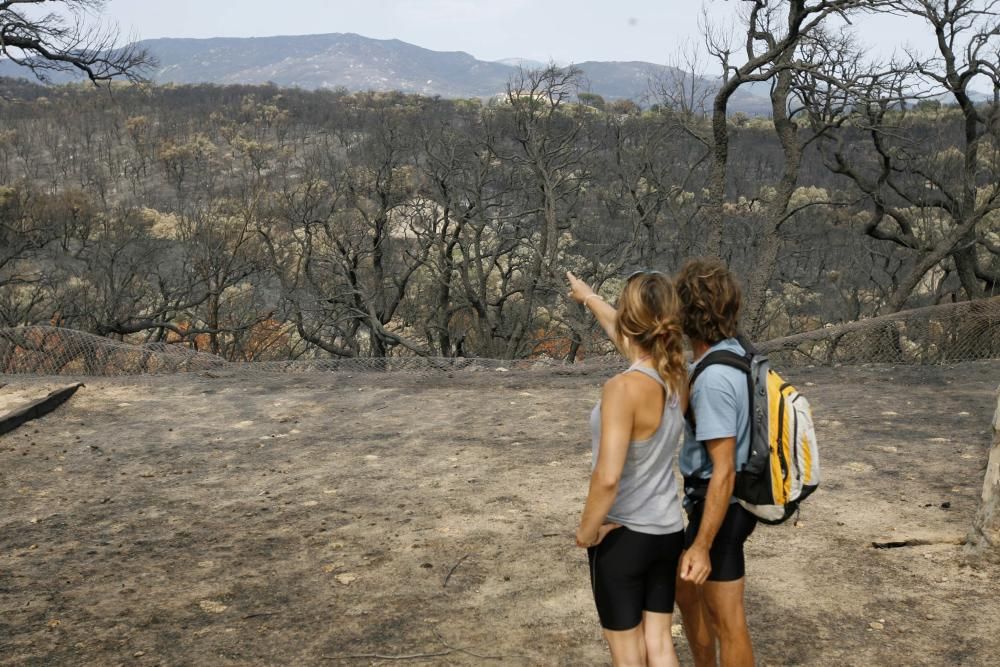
top-left (590, 362), bottom-right (684, 535)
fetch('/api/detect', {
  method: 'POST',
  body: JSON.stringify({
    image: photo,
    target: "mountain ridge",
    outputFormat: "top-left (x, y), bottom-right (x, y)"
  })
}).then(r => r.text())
top-left (0, 32), bottom-right (773, 113)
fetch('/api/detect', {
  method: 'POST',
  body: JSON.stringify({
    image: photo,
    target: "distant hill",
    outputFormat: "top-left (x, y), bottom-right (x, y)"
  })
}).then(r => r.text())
top-left (0, 32), bottom-right (773, 112)
top-left (0, 75), bottom-right (47, 101)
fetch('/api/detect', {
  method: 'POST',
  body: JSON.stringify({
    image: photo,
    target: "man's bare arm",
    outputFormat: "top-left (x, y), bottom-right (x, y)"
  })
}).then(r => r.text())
top-left (680, 436), bottom-right (736, 584)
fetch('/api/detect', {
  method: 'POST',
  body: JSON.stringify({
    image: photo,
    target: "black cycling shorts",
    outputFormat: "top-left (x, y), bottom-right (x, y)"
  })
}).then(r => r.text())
top-left (683, 501), bottom-right (757, 582)
top-left (587, 526), bottom-right (685, 631)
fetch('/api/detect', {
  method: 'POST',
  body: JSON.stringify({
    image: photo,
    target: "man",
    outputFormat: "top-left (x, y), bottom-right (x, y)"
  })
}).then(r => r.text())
top-left (673, 258), bottom-right (755, 667)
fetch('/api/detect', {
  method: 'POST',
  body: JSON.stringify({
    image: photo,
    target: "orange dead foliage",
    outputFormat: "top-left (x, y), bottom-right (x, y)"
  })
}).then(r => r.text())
top-left (165, 322), bottom-right (211, 350)
top-left (243, 319), bottom-right (291, 361)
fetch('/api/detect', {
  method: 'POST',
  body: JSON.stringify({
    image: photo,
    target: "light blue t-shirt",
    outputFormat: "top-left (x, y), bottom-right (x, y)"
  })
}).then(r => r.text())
top-left (679, 338), bottom-right (752, 491)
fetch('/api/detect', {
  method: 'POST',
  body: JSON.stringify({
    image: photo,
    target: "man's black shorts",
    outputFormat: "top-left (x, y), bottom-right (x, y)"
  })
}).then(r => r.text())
top-left (587, 526), bottom-right (685, 631)
top-left (683, 501), bottom-right (757, 582)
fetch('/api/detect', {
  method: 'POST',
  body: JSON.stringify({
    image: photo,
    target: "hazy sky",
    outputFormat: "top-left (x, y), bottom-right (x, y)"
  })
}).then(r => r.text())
top-left (100, 0), bottom-right (935, 68)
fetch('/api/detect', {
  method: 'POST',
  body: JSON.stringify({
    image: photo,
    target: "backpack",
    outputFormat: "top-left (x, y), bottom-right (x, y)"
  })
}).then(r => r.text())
top-left (687, 339), bottom-right (821, 525)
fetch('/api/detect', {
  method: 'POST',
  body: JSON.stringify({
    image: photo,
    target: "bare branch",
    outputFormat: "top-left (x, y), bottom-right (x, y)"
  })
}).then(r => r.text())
top-left (0, 0), bottom-right (154, 84)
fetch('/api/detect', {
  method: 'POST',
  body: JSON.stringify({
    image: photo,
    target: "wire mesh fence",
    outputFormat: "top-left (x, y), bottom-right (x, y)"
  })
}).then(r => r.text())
top-left (758, 297), bottom-right (1000, 365)
top-left (0, 326), bottom-right (608, 379)
top-left (1, 297), bottom-right (999, 379)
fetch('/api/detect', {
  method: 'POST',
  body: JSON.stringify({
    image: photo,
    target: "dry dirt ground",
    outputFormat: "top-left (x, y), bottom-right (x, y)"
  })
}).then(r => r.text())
top-left (1, 361), bottom-right (998, 666)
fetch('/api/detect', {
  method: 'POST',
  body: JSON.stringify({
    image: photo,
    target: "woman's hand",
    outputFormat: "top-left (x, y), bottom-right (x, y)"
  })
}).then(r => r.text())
top-left (568, 270), bottom-right (620, 349)
top-left (575, 522), bottom-right (622, 548)
top-left (566, 271), bottom-right (596, 305)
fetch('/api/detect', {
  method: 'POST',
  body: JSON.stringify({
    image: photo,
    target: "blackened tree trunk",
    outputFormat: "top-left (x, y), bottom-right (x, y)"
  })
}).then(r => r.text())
top-left (968, 386), bottom-right (1000, 558)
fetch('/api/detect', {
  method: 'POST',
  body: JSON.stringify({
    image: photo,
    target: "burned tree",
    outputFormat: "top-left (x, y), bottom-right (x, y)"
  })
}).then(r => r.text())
top-left (969, 385), bottom-right (1000, 557)
top-left (659, 0), bottom-right (896, 336)
top-left (471, 65), bottom-right (591, 359)
top-left (819, 0), bottom-right (1000, 311)
top-left (0, 0), bottom-right (152, 83)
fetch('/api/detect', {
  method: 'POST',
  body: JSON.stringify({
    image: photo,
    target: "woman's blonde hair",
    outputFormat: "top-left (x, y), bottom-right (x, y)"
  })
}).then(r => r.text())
top-left (616, 273), bottom-right (687, 400)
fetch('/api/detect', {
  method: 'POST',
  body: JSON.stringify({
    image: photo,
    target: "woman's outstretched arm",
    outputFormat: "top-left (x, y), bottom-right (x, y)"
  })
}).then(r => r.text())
top-left (566, 272), bottom-right (621, 355)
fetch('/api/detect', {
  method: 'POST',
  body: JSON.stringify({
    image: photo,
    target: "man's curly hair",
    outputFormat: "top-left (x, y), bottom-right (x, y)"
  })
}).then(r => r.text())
top-left (675, 258), bottom-right (742, 344)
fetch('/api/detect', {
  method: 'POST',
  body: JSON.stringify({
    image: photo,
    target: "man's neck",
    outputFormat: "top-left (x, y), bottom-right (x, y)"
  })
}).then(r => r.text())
top-left (691, 339), bottom-right (713, 360)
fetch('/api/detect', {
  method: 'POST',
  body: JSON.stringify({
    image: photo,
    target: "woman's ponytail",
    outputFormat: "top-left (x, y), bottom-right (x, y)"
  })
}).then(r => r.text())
top-left (650, 319), bottom-right (687, 403)
top-left (617, 273), bottom-right (688, 402)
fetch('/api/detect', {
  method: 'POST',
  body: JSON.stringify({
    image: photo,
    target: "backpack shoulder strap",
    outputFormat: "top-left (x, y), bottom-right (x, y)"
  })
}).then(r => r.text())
top-left (686, 349), bottom-right (754, 432)
top-left (735, 333), bottom-right (759, 355)
top-left (689, 350), bottom-right (751, 387)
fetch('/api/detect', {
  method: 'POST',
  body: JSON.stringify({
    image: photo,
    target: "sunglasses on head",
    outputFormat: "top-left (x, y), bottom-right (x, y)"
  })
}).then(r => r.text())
top-left (625, 269), bottom-right (667, 283)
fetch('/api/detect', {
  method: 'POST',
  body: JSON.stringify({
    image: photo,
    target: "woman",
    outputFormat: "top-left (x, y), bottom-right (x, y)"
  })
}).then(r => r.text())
top-left (568, 270), bottom-right (688, 667)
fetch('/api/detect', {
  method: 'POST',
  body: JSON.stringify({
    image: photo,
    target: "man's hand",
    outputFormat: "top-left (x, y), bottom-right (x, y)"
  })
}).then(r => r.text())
top-left (566, 271), bottom-right (596, 305)
top-left (679, 545), bottom-right (712, 585)
top-left (575, 522), bottom-right (622, 548)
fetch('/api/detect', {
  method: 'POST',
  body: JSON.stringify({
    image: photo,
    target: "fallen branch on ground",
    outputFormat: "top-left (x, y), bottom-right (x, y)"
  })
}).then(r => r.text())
top-left (325, 649), bottom-right (452, 661)
top-left (432, 628), bottom-right (521, 661)
top-left (872, 537), bottom-right (967, 549)
top-left (0, 383), bottom-right (84, 436)
top-left (443, 553), bottom-right (470, 588)
top-left (324, 629), bottom-right (527, 662)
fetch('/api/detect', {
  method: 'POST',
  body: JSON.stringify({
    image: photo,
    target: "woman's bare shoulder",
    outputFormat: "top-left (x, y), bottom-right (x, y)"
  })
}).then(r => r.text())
top-left (602, 371), bottom-right (654, 402)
